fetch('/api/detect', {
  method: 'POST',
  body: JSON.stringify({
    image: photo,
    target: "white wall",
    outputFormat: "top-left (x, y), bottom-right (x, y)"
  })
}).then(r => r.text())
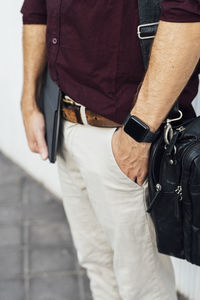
top-left (1, 1), bottom-right (200, 299)
top-left (0, 0), bottom-right (62, 198)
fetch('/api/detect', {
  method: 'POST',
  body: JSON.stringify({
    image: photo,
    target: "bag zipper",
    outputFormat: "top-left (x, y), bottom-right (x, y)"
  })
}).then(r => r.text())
top-left (175, 140), bottom-right (199, 198)
top-left (174, 141), bottom-right (200, 218)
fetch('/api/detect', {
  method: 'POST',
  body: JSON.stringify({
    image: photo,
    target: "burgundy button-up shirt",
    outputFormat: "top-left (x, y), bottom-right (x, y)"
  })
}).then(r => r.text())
top-left (21, 0), bottom-right (200, 124)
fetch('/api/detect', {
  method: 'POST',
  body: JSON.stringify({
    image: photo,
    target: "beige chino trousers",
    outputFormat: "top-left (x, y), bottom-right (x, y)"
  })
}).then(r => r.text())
top-left (56, 117), bottom-right (177, 300)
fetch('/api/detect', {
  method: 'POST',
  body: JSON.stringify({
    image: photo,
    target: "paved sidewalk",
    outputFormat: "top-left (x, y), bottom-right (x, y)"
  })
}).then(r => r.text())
top-left (0, 151), bottom-right (185, 300)
top-left (0, 151), bottom-right (92, 300)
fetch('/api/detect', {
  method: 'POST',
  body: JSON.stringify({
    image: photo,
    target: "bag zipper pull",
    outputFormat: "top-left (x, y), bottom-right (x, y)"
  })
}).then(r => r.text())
top-left (146, 184), bottom-right (162, 213)
top-left (174, 185), bottom-right (182, 219)
top-left (176, 126), bottom-right (185, 132)
top-left (175, 185), bottom-right (182, 200)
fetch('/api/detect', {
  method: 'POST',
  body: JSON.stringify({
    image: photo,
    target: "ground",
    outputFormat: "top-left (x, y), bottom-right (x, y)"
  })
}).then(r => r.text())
top-left (0, 151), bottom-right (92, 300)
top-left (0, 151), bottom-right (186, 300)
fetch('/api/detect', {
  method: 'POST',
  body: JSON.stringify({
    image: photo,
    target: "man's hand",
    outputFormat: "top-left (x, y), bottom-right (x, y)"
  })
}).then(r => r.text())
top-left (21, 99), bottom-right (48, 160)
top-left (21, 24), bottom-right (48, 160)
top-left (111, 127), bottom-right (151, 186)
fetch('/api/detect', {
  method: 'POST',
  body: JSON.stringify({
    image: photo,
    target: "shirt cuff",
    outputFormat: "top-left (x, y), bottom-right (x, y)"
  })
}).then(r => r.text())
top-left (22, 13), bottom-right (47, 25)
top-left (160, 15), bottom-right (200, 23)
top-left (160, 2), bottom-right (200, 23)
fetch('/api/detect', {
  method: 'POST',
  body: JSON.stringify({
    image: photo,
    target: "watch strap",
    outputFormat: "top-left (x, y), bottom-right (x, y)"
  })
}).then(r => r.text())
top-left (143, 129), bottom-right (160, 142)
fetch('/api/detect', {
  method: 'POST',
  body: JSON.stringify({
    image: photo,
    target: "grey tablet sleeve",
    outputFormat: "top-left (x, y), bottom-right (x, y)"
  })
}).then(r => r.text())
top-left (39, 65), bottom-right (62, 163)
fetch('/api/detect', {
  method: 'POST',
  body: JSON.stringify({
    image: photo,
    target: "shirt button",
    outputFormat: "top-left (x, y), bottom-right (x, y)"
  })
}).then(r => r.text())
top-left (52, 38), bottom-right (58, 45)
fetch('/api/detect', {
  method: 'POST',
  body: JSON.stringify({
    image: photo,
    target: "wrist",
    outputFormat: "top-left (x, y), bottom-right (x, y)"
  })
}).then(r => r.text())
top-left (130, 100), bottom-right (164, 132)
top-left (21, 96), bottom-right (40, 114)
top-left (129, 110), bottom-right (159, 133)
top-left (23, 75), bottom-right (43, 96)
top-left (121, 127), bottom-right (152, 152)
top-left (21, 78), bottom-right (44, 111)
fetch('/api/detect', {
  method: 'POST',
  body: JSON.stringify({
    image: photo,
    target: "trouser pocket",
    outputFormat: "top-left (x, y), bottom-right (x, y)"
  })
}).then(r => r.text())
top-left (107, 127), bottom-right (148, 188)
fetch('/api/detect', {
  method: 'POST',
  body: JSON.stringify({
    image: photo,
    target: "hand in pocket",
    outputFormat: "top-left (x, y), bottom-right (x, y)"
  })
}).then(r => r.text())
top-left (111, 127), bottom-right (151, 186)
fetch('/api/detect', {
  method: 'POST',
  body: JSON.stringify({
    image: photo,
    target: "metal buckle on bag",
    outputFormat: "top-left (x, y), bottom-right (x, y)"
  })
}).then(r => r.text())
top-left (137, 22), bottom-right (159, 40)
top-left (164, 110), bottom-right (183, 153)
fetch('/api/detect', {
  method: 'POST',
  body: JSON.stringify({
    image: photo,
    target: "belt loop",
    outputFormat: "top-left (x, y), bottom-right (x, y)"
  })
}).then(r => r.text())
top-left (80, 105), bottom-right (88, 125)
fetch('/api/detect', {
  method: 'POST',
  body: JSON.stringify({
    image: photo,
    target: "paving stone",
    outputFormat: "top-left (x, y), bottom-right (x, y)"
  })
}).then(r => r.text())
top-left (0, 247), bottom-right (22, 279)
top-left (23, 199), bottom-right (66, 222)
top-left (0, 204), bottom-right (22, 225)
top-left (0, 279), bottom-right (25, 300)
top-left (82, 273), bottom-right (93, 300)
top-left (30, 274), bottom-right (80, 300)
top-left (22, 179), bottom-right (65, 222)
top-left (0, 181), bottom-right (22, 206)
top-left (25, 177), bottom-right (57, 203)
top-left (0, 153), bottom-right (25, 184)
top-left (0, 224), bottom-right (22, 247)
top-left (29, 221), bottom-right (73, 247)
top-left (30, 246), bottom-right (76, 274)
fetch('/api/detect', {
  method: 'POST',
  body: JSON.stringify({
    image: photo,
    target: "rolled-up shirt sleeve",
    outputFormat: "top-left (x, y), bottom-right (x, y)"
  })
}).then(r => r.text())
top-left (160, 0), bottom-right (200, 22)
top-left (20, 0), bottom-right (47, 25)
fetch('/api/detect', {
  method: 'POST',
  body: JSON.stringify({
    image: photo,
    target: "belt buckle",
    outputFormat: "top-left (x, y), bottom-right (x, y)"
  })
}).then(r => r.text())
top-left (137, 22), bottom-right (159, 40)
top-left (61, 95), bottom-right (87, 124)
top-left (62, 95), bottom-right (76, 105)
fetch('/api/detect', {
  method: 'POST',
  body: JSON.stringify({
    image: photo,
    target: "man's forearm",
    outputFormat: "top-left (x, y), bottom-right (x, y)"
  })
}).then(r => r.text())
top-left (131, 21), bottom-right (200, 132)
top-left (21, 24), bottom-right (47, 111)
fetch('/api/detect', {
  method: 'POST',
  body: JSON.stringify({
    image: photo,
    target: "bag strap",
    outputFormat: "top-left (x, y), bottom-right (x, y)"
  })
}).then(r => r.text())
top-left (137, 0), bottom-right (180, 119)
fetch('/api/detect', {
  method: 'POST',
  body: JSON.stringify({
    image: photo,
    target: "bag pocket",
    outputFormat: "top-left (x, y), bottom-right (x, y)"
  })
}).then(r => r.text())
top-left (187, 154), bottom-right (200, 265)
top-left (151, 191), bottom-right (184, 258)
top-left (181, 143), bottom-right (200, 265)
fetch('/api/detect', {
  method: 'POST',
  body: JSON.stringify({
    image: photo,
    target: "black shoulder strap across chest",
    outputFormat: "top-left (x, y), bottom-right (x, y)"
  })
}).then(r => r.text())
top-left (137, 0), bottom-right (180, 119)
top-left (137, 0), bottom-right (162, 70)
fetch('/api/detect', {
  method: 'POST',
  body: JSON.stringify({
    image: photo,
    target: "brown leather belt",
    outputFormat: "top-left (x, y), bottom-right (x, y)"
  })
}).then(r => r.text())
top-left (61, 97), bottom-right (121, 128)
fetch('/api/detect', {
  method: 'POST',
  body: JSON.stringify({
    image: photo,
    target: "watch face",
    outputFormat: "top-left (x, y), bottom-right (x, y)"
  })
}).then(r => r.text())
top-left (124, 116), bottom-right (149, 142)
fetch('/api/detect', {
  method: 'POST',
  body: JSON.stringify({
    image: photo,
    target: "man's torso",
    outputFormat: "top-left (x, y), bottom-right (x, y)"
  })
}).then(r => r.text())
top-left (43, 0), bottom-right (200, 123)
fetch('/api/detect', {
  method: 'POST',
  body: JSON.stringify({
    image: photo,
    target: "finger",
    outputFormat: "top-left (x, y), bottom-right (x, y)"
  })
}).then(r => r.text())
top-left (36, 130), bottom-right (48, 160)
top-left (136, 174), bottom-right (147, 186)
top-left (29, 141), bottom-right (39, 153)
top-left (25, 129), bottom-right (40, 153)
top-left (136, 179), bottom-right (143, 186)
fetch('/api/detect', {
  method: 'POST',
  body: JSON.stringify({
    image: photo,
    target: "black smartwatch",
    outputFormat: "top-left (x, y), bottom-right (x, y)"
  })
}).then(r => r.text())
top-left (123, 114), bottom-right (160, 143)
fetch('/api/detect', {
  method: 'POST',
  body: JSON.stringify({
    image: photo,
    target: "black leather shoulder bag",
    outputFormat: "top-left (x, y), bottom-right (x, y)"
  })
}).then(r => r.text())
top-left (147, 114), bottom-right (200, 266)
top-left (138, 0), bottom-right (200, 266)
